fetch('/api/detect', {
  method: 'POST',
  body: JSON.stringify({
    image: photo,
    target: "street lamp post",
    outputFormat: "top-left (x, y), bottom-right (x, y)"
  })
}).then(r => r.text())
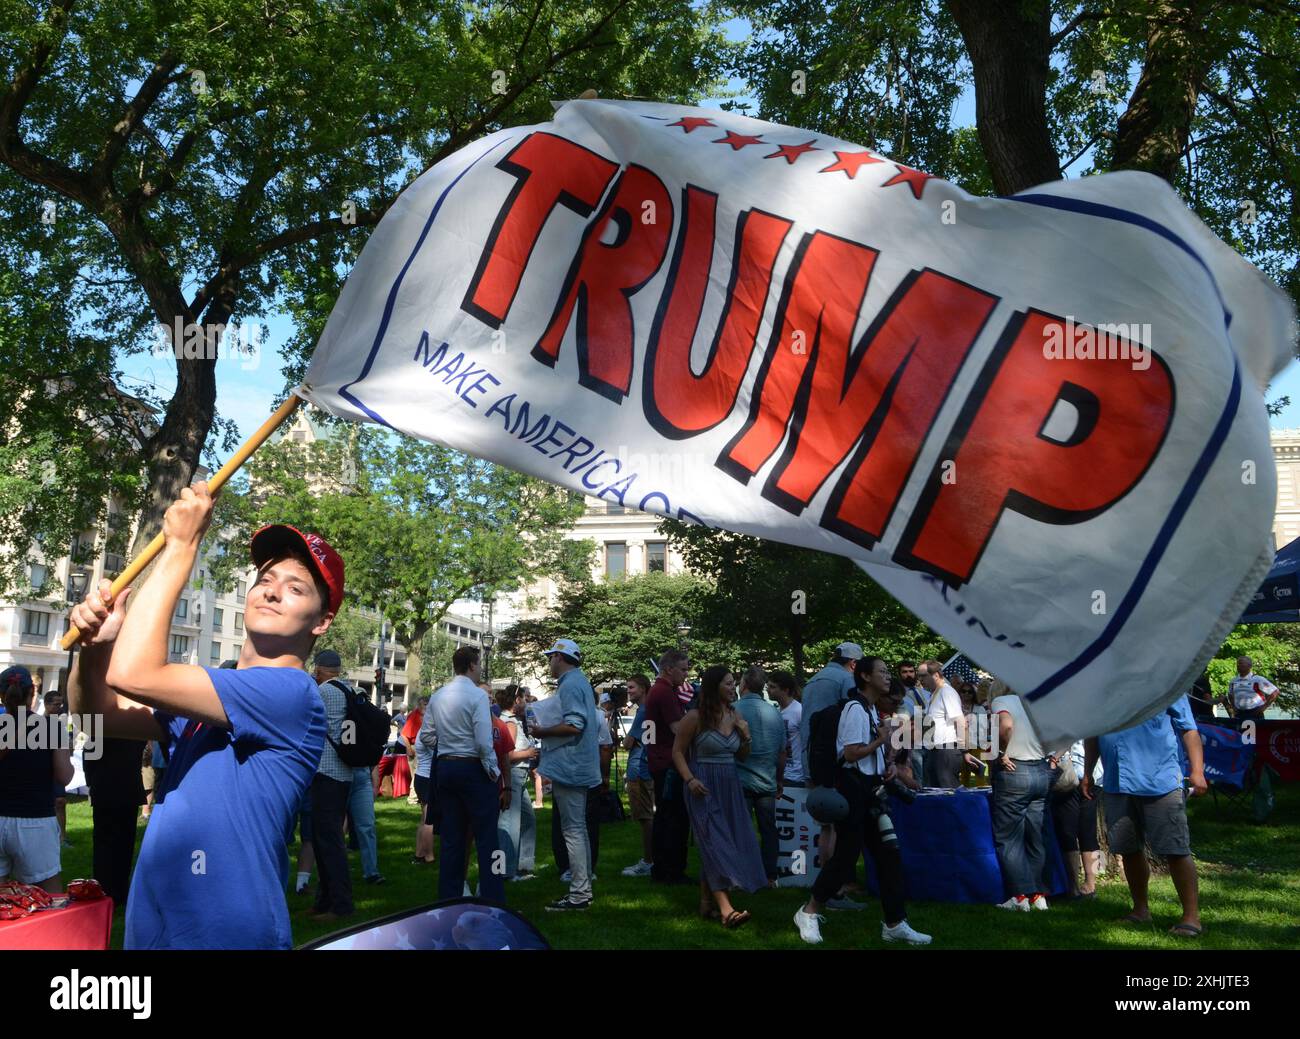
top-left (482, 632), bottom-right (495, 683)
top-left (64, 570), bottom-right (90, 691)
top-left (676, 619), bottom-right (691, 650)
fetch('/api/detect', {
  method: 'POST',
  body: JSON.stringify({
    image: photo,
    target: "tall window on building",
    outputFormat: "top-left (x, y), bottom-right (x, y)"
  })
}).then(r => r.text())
top-left (606, 542), bottom-right (627, 580)
top-left (236, 579), bottom-right (246, 603)
top-left (647, 541), bottom-right (667, 573)
top-left (234, 612), bottom-right (244, 635)
top-left (29, 563), bottom-right (48, 591)
top-left (213, 607), bottom-right (224, 630)
top-left (169, 634), bottom-right (191, 662)
top-left (210, 640), bottom-right (222, 663)
top-left (175, 598), bottom-right (189, 620)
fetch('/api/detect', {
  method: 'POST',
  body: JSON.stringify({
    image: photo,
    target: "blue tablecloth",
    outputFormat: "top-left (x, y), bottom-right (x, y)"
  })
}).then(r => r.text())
top-left (865, 787), bottom-right (1070, 904)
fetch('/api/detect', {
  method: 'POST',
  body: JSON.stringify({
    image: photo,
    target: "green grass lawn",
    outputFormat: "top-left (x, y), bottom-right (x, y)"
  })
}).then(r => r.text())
top-left (59, 783), bottom-right (1300, 950)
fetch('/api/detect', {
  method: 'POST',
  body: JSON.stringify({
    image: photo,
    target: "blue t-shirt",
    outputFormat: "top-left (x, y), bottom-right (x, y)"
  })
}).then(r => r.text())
top-left (625, 705), bottom-right (651, 781)
top-left (125, 666), bottom-right (325, 950)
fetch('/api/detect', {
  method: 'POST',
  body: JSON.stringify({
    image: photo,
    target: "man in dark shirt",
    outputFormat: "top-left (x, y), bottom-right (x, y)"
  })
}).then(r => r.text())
top-left (83, 737), bottom-right (146, 906)
top-left (644, 649), bottom-right (690, 884)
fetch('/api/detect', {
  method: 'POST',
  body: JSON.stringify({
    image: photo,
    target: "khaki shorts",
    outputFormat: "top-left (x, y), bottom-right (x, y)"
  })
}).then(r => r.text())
top-left (626, 777), bottom-right (655, 823)
top-left (1104, 789), bottom-right (1192, 857)
top-left (141, 765), bottom-right (158, 793)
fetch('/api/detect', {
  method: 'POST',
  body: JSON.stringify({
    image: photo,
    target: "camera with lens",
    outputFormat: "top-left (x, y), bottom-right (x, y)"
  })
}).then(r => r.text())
top-left (866, 776), bottom-right (916, 847)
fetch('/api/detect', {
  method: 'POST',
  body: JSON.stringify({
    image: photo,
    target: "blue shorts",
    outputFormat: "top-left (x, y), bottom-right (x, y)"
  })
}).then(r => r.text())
top-left (0, 815), bottom-right (62, 884)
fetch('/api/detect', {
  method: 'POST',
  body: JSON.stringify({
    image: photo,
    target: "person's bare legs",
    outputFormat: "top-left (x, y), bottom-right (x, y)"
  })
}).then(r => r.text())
top-left (533, 772), bottom-right (544, 808)
top-left (1065, 850), bottom-right (1083, 895)
top-left (1080, 850), bottom-right (1100, 895)
top-left (1167, 854), bottom-right (1201, 929)
top-left (415, 821), bottom-right (435, 862)
top-left (698, 876), bottom-right (715, 917)
top-left (295, 840), bottom-right (315, 883)
top-left (1120, 852), bottom-right (1151, 920)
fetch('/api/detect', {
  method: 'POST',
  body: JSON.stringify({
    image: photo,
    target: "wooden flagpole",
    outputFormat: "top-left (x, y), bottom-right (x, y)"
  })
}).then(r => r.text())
top-left (61, 393), bottom-right (303, 649)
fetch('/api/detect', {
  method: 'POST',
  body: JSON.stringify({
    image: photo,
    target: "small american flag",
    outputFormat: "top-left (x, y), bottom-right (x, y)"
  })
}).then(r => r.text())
top-left (941, 654), bottom-right (985, 686)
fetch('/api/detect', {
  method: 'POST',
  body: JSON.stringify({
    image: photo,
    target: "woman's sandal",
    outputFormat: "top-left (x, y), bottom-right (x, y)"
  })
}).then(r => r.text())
top-left (722, 909), bottom-right (751, 929)
top-left (1120, 912), bottom-right (1152, 925)
top-left (1168, 922), bottom-right (1203, 938)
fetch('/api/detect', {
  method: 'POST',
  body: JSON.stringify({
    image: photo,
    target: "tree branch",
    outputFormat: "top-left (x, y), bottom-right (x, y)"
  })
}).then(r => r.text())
top-left (0, 0), bottom-right (96, 204)
top-left (93, 50), bottom-right (181, 182)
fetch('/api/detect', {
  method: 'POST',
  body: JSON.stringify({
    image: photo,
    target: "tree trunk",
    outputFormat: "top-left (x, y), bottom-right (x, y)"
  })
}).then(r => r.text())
top-left (789, 615), bottom-right (806, 683)
top-left (131, 353), bottom-right (217, 559)
top-left (946, 0), bottom-right (1061, 195)
top-left (1111, 1), bottom-right (1211, 183)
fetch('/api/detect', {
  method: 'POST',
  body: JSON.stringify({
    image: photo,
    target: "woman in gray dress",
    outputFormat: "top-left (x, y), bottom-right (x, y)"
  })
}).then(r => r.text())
top-left (671, 665), bottom-right (768, 928)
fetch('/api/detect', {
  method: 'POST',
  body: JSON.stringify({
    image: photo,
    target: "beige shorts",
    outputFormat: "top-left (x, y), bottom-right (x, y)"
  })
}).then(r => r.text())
top-left (626, 777), bottom-right (655, 823)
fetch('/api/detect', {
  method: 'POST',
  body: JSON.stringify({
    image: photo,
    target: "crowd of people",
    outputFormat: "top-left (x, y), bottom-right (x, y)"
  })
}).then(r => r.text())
top-left (0, 479), bottom-right (1268, 947)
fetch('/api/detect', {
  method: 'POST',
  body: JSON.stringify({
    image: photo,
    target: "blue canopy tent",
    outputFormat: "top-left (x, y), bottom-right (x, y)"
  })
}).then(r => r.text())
top-left (1241, 535), bottom-right (1300, 623)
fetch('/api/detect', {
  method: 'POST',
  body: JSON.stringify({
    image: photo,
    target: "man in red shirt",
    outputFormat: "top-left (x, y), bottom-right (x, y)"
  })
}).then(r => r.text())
top-left (644, 649), bottom-right (691, 884)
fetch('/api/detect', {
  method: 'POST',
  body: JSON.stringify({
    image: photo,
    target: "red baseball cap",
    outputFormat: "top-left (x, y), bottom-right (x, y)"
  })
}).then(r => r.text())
top-left (249, 524), bottom-right (345, 615)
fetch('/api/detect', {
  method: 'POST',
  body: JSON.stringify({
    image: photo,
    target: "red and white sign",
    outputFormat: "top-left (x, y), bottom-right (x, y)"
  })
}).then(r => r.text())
top-left (301, 100), bottom-right (1296, 743)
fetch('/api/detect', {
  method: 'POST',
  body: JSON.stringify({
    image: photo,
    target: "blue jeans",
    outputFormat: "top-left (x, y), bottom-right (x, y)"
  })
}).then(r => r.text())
top-left (497, 767), bottom-right (536, 876)
top-left (436, 758), bottom-right (504, 905)
top-left (991, 759), bottom-right (1052, 898)
top-left (743, 789), bottom-right (779, 880)
top-left (349, 767), bottom-right (378, 878)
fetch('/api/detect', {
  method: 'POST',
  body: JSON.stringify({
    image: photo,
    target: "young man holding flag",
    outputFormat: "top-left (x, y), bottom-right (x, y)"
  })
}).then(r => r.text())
top-left (67, 480), bottom-right (342, 949)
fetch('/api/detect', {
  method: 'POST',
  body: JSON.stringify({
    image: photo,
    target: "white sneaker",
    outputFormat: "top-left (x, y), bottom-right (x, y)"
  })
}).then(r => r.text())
top-left (997, 896), bottom-right (1031, 912)
top-left (793, 907), bottom-right (825, 944)
top-left (1030, 894), bottom-right (1050, 911)
top-left (881, 920), bottom-right (932, 945)
top-left (621, 860), bottom-right (653, 877)
top-left (826, 896), bottom-right (866, 911)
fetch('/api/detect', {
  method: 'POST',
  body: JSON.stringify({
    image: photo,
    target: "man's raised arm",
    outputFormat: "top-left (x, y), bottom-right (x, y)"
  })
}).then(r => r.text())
top-left (103, 482), bottom-right (229, 728)
top-left (66, 581), bottom-right (163, 742)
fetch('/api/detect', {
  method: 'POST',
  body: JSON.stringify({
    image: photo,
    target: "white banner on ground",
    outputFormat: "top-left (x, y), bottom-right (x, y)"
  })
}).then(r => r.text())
top-left (775, 785), bottom-right (824, 889)
top-left (301, 99), bottom-right (1296, 743)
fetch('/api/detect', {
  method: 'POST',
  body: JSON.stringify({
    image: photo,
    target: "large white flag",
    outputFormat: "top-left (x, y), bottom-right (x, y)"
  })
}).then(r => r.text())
top-left (301, 99), bottom-right (1295, 743)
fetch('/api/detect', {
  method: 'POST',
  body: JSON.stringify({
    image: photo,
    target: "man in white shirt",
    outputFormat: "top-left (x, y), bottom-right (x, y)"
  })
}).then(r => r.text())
top-left (793, 656), bottom-right (931, 946)
top-left (1225, 657), bottom-right (1279, 722)
top-left (920, 659), bottom-right (966, 788)
top-left (421, 646), bottom-right (504, 904)
top-left (767, 671), bottom-right (804, 785)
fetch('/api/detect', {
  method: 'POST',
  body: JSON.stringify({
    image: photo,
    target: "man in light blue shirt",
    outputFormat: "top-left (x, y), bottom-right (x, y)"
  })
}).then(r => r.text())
top-left (422, 646), bottom-right (504, 905)
top-left (734, 665), bottom-right (786, 884)
top-left (799, 642), bottom-right (862, 777)
top-left (1084, 694), bottom-right (1206, 938)
top-left (531, 638), bottom-right (599, 911)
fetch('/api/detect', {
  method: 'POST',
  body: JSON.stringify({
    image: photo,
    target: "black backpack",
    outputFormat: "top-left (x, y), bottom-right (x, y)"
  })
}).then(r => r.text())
top-left (325, 679), bottom-right (391, 768)
top-left (807, 698), bottom-right (851, 788)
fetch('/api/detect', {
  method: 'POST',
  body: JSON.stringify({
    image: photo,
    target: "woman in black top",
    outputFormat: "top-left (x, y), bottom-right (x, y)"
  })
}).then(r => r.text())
top-left (0, 666), bottom-right (74, 891)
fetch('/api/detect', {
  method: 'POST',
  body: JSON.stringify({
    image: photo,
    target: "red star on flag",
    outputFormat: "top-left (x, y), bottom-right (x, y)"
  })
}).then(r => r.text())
top-left (714, 130), bottom-right (765, 151)
top-left (668, 116), bottom-right (716, 133)
top-left (765, 139), bottom-right (821, 164)
top-left (881, 162), bottom-right (934, 199)
top-left (819, 150), bottom-right (884, 179)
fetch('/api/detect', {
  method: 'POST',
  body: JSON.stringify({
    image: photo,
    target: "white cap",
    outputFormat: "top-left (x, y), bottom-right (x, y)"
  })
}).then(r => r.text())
top-left (543, 637), bottom-right (582, 660)
top-left (835, 642), bottom-right (864, 660)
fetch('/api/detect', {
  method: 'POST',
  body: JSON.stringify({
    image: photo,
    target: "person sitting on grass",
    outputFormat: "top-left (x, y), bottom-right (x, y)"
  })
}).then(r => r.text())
top-left (68, 482), bottom-right (341, 949)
